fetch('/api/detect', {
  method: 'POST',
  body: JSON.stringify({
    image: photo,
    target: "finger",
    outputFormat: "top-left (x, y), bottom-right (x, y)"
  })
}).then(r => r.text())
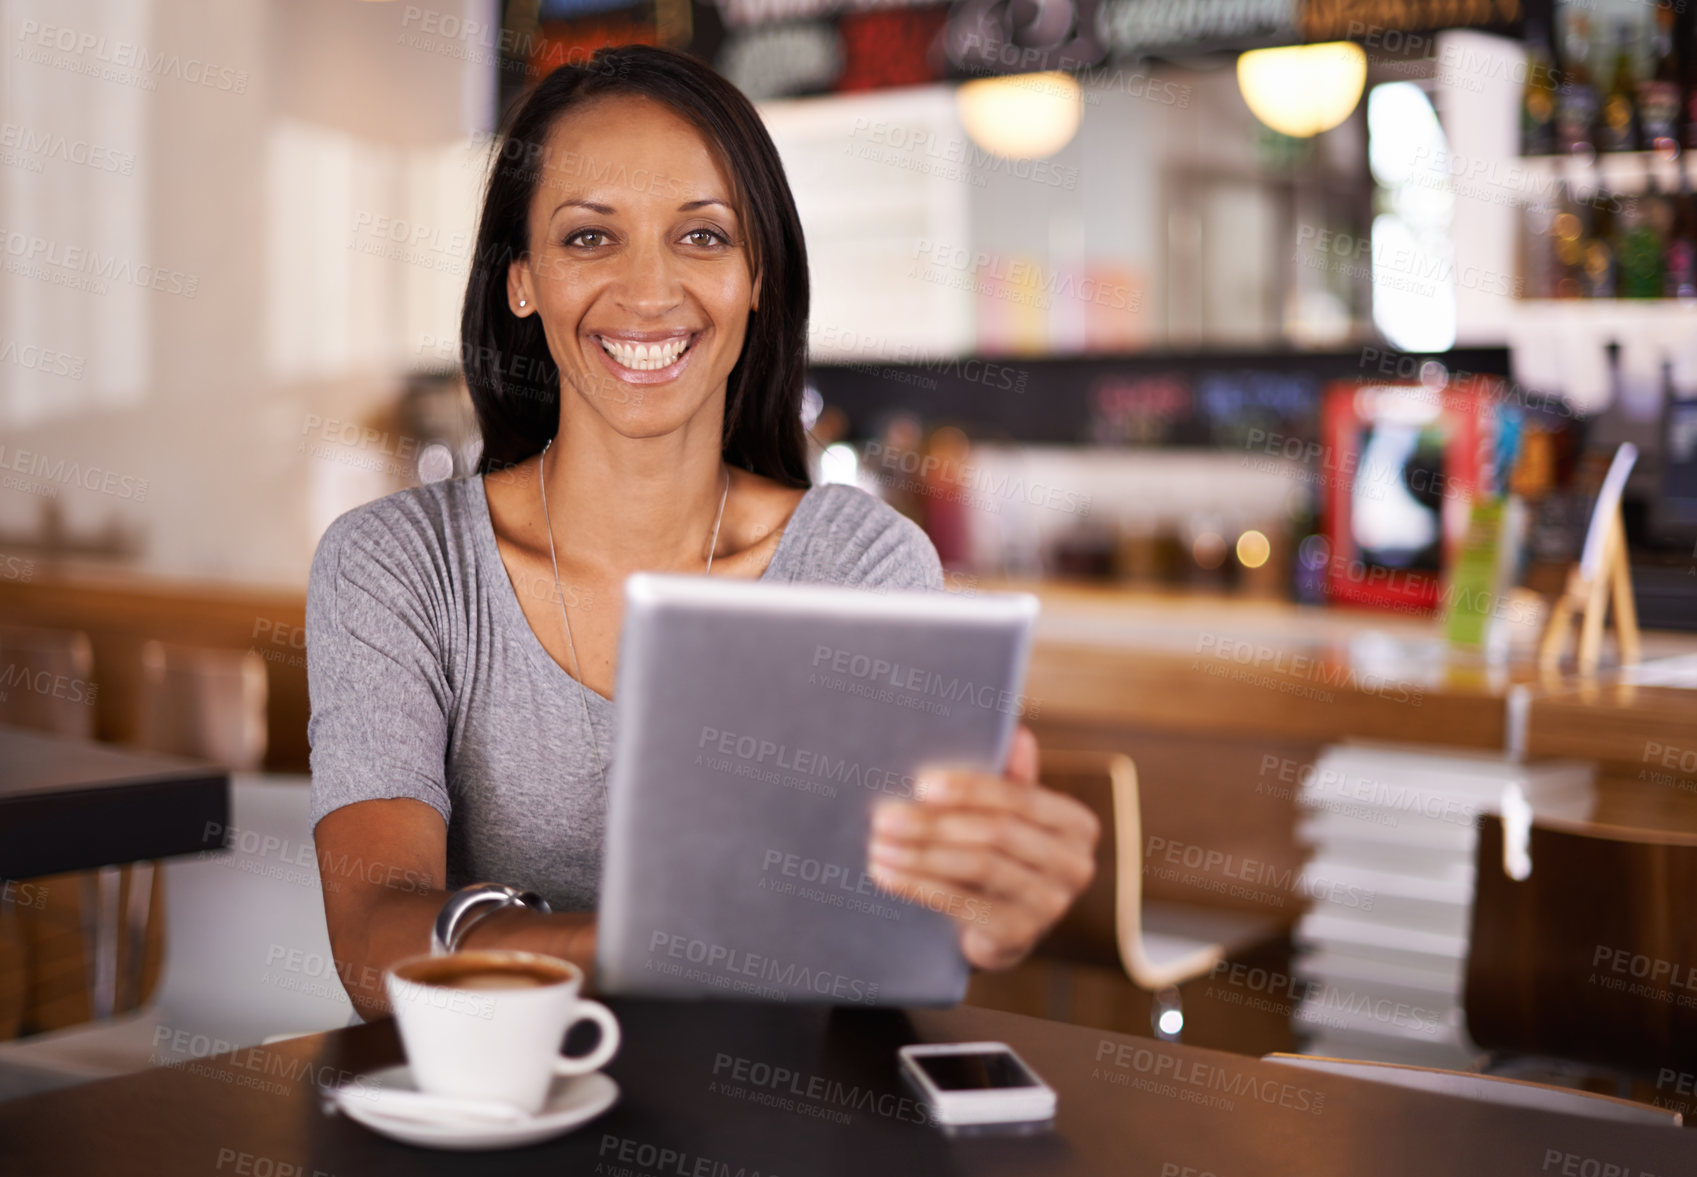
top-left (906, 774), bottom-right (1099, 847)
top-left (872, 837), bottom-right (1073, 918)
top-left (868, 862), bottom-right (1057, 966)
top-left (863, 864), bottom-right (1000, 927)
top-left (1006, 725), bottom-right (1039, 785)
top-left (871, 807), bottom-right (1095, 892)
top-left (961, 924), bottom-right (1029, 971)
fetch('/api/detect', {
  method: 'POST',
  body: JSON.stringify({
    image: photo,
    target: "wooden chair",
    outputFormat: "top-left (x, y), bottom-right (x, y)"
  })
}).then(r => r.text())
top-left (1025, 751), bottom-right (1284, 1039)
top-left (6, 643), bottom-right (268, 1042)
top-left (0, 625), bottom-right (108, 1039)
top-left (1465, 812), bottom-right (1697, 1075)
top-left (107, 644), bottom-right (270, 1020)
top-left (0, 776), bottom-right (354, 1098)
top-left (0, 624), bottom-right (96, 738)
top-left (135, 643), bottom-right (268, 771)
top-left (1263, 1053), bottom-right (1681, 1127)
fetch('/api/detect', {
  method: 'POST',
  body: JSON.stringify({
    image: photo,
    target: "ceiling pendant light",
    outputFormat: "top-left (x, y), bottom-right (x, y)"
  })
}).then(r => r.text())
top-left (956, 71), bottom-right (1083, 160)
top-left (1236, 42), bottom-right (1368, 138)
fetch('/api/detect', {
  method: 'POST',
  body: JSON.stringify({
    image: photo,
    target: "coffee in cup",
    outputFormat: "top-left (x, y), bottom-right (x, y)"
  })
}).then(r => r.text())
top-left (396, 955), bottom-right (571, 990)
top-left (385, 950), bottom-right (620, 1114)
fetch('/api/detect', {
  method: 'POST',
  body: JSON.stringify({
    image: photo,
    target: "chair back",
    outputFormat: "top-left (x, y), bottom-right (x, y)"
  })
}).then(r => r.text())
top-left (135, 643), bottom-right (267, 770)
top-left (1466, 812), bottom-right (1697, 1075)
top-left (1264, 1053), bottom-right (1682, 1127)
top-left (0, 624), bottom-right (96, 738)
top-left (1034, 751), bottom-right (1130, 969)
top-left (1034, 752), bottom-right (1208, 986)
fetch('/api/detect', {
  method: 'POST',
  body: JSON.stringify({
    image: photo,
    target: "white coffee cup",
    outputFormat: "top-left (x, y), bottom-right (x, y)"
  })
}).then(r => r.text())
top-left (385, 949), bottom-right (620, 1115)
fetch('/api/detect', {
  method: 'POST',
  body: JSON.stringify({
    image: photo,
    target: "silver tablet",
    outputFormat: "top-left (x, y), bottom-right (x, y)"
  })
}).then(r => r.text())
top-left (595, 573), bottom-right (1040, 1006)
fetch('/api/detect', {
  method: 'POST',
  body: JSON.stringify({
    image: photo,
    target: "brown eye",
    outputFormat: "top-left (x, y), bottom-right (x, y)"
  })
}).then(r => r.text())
top-left (683, 228), bottom-right (727, 248)
top-left (565, 229), bottom-right (609, 248)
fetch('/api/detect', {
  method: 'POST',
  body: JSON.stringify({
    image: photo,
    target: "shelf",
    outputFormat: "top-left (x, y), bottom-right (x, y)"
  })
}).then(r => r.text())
top-left (1516, 151), bottom-right (1695, 198)
top-left (1505, 299), bottom-right (1697, 404)
top-left (1512, 298), bottom-right (1697, 321)
top-left (1508, 300), bottom-right (1697, 353)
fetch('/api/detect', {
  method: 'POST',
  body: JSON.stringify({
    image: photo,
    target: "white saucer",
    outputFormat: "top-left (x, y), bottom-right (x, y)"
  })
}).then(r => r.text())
top-left (333, 1065), bottom-right (619, 1151)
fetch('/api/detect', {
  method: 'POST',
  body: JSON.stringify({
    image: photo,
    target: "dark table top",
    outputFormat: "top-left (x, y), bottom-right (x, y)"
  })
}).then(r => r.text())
top-left (3, 997), bottom-right (1695, 1177)
top-left (0, 725), bottom-right (228, 877)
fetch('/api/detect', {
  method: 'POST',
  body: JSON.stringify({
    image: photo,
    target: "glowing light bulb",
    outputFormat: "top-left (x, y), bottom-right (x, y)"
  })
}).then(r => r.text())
top-left (1236, 43), bottom-right (1368, 138)
top-left (956, 72), bottom-right (1082, 160)
top-left (1237, 529), bottom-right (1271, 569)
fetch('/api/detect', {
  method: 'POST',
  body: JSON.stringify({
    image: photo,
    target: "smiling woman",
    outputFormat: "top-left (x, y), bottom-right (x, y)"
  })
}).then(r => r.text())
top-left (461, 49), bottom-right (810, 482)
top-left (304, 46), bottom-right (1098, 1020)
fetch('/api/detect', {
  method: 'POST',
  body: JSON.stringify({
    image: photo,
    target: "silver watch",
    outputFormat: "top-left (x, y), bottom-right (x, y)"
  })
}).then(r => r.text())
top-left (430, 883), bottom-right (552, 956)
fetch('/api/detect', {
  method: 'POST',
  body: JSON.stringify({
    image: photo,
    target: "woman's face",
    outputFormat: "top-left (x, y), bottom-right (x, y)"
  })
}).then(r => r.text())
top-left (509, 94), bottom-right (758, 444)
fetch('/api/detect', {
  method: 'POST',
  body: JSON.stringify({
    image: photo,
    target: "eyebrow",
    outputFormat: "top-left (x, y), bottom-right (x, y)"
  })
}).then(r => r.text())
top-left (550, 197), bottom-right (737, 217)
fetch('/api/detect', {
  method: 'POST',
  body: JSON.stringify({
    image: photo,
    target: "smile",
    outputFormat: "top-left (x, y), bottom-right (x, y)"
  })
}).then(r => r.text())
top-left (596, 334), bottom-right (694, 372)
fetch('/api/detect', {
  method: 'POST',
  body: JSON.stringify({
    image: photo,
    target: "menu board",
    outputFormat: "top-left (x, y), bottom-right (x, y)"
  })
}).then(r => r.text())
top-left (1300, 0), bottom-right (1521, 40)
top-left (508, 0), bottom-right (1527, 101)
top-left (1100, 0), bottom-right (1299, 58)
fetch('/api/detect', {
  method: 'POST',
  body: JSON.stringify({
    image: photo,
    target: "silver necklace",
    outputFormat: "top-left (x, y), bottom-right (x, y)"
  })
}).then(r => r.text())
top-left (537, 438), bottom-right (729, 794)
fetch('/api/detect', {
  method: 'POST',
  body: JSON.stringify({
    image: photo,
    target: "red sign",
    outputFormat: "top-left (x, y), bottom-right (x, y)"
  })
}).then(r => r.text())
top-left (530, 20), bottom-right (662, 82)
top-left (834, 6), bottom-right (950, 92)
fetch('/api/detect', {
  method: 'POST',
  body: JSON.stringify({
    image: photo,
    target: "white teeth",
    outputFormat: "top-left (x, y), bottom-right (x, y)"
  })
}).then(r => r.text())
top-left (599, 336), bottom-right (690, 371)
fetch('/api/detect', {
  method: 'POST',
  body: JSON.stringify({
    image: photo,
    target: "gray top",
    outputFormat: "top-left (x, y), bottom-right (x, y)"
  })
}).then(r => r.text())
top-left (305, 474), bottom-right (943, 911)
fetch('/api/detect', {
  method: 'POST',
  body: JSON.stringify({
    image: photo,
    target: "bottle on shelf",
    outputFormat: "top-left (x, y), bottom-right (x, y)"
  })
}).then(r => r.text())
top-left (1667, 168), bottom-right (1697, 299)
top-left (1687, 6), bottom-right (1697, 153)
top-left (1522, 17), bottom-right (1560, 156)
top-left (1638, 4), bottom-right (1681, 155)
top-left (1584, 186), bottom-right (1619, 297)
top-left (1521, 195), bottom-right (1557, 299)
top-left (1618, 189), bottom-right (1665, 298)
top-left (1552, 181), bottom-right (1587, 299)
top-left (1648, 167), bottom-right (1676, 242)
top-left (1557, 9), bottom-right (1600, 155)
top-left (1598, 23), bottom-right (1641, 153)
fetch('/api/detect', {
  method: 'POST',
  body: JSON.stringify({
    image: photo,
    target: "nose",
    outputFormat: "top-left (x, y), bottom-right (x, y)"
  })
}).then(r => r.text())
top-left (609, 234), bottom-right (683, 319)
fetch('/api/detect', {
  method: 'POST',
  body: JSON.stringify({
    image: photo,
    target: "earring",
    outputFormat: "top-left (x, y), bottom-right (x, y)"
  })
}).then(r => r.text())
top-left (518, 299), bottom-right (527, 308)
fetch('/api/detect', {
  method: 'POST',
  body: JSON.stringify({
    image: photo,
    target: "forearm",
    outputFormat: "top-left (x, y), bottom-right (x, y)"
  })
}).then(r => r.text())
top-left (331, 887), bottom-right (598, 1019)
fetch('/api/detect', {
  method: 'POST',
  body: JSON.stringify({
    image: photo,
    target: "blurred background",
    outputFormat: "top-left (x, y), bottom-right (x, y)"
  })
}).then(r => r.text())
top-left (5, 0), bottom-right (1697, 1113)
top-left (3, 0), bottom-right (1695, 612)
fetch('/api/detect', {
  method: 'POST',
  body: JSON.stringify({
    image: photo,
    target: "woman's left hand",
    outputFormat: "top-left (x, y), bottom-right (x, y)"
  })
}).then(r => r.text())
top-left (867, 725), bottom-right (1099, 971)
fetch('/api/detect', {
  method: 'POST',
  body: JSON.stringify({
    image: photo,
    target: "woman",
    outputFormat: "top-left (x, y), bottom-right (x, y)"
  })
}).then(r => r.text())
top-left (308, 45), bottom-right (1098, 1019)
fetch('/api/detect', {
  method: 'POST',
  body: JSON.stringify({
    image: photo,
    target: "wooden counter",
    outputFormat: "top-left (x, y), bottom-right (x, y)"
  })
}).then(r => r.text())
top-left (1525, 656), bottom-right (1697, 778)
top-left (1523, 657), bottom-right (1697, 839)
top-left (5, 568), bottom-right (1694, 884)
top-left (1011, 580), bottom-right (1697, 762)
top-left (982, 581), bottom-right (1697, 921)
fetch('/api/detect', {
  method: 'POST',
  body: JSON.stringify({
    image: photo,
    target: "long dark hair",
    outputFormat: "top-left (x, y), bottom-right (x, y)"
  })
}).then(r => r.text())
top-left (460, 45), bottom-right (810, 487)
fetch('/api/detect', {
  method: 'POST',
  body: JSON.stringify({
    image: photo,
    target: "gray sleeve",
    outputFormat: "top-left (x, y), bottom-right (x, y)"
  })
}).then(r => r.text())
top-left (306, 509), bottom-right (453, 831)
top-left (787, 484), bottom-right (945, 592)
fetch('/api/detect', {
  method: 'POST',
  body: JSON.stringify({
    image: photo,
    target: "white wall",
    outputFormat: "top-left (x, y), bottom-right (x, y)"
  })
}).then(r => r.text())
top-left (761, 86), bottom-right (976, 363)
top-left (768, 63), bottom-right (1224, 363)
top-left (0, 0), bottom-right (494, 587)
top-left (1434, 29), bottom-right (1521, 349)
